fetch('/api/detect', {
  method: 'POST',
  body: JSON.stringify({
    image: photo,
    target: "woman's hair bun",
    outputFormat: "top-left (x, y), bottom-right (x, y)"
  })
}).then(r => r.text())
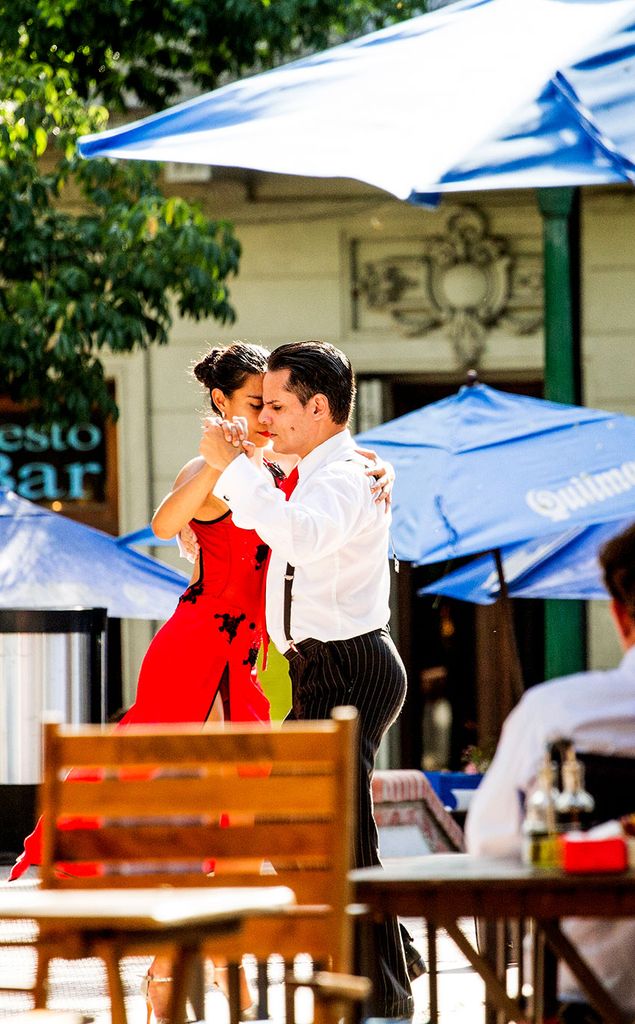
top-left (192, 342), bottom-right (269, 414)
top-left (193, 348), bottom-right (223, 389)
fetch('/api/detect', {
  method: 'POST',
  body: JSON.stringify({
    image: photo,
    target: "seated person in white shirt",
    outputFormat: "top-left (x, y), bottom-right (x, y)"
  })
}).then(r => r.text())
top-left (200, 339), bottom-right (415, 1021)
top-left (465, 520), bottom-right (635, 1024)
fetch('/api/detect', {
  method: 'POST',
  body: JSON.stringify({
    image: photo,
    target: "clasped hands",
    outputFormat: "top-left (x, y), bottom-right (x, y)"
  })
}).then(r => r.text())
top-left (199, 415), bottom-right (254, 471)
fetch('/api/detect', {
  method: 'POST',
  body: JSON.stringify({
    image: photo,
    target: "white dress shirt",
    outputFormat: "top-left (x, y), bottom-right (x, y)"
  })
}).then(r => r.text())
top-left (213, 429), bottom-right (392, 653)
top-left (465, 646), bottom-right (635, 1014)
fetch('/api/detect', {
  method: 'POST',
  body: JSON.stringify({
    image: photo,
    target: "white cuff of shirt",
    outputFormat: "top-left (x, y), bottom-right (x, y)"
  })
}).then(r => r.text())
top-left (212, 453), bottom-right (262, 505)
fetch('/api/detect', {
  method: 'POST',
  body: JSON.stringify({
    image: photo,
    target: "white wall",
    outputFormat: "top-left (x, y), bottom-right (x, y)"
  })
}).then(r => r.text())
top-left (582, 190), bottom-right (635, 670)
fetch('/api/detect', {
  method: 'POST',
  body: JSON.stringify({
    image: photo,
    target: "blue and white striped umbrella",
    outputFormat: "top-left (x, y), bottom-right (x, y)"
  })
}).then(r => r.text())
top-left (78, 0), bottom-right (635, 202)
top-left (419, 517), bottom-right (634, 604)
top-left (355, 384), bottom-right (635, 565)
top-left (0, 490), bottom-right (188, 619)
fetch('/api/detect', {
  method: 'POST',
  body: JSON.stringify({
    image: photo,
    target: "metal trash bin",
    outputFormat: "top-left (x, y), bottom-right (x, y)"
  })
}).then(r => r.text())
top-left (0, 608), bottom-right (107, 784)
top-left (0, 607), bottom-right (107, 857)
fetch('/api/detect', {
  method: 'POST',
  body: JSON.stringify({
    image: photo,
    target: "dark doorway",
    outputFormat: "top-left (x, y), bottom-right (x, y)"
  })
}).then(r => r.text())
top-left (369, 373), bottom-right (546, 770)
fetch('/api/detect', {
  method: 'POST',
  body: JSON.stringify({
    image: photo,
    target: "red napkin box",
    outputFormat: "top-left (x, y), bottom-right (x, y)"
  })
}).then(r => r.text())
top-left (562, 835), bottom-right (628, 873)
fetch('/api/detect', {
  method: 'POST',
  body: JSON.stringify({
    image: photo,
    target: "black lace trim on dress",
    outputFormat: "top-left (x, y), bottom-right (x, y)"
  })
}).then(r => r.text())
top-left (255, 543), bottom-right (269, 570)
top-left (179, 580), bottom-right (203, 605)
top-left (179, 549), bottom-right (205, 605)
top-left (214, 611), bottom-right (246, 643)
top-left (243, 645), bottom-right (259, 669)
top-left (192, 511), bottom-right (231, 525)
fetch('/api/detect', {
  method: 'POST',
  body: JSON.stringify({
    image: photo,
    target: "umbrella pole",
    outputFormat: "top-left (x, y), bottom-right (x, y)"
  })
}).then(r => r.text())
top-left (493, 548), bottom-right (524, 704)
top-left (538, 187), bottom-right (580, 405)
top-left (538, 187), bottom-right (586, 680)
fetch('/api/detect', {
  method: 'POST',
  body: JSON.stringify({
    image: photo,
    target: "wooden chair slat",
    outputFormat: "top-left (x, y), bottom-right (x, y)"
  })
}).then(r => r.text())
top-left (50, 726), bottom-right (341, 768)
top-left (204, 912), bottom-right (335, 961)
top-left (55, 821), bottom-right (335, 861)
top-left (46, 867), bottom-right (336, 903)
top-left (65, 868), bottom-right (337, 903)
top-left (202, 866), bottom-right (341, 904)
top-left (55, 775), bottom-right (334, 817)
top-left (44, 871), bottom-right (215, 889)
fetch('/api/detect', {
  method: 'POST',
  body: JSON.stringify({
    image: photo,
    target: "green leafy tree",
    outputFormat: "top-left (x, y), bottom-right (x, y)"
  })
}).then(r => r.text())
top-left (7, 0), bottom-right (427, 111)
top-left (0, 48), bottom-right (240, 422)
top-left (0, 0), bottom-right (425, 422)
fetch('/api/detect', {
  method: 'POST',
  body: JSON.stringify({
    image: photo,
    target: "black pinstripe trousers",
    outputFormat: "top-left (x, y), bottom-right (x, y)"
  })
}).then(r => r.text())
top-left (285, 627), bottom-right (414, 1020)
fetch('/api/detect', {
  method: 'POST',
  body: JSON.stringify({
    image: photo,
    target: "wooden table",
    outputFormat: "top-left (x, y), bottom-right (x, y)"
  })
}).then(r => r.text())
top-left (350, 853), bottom-right (635, 1024)
top-left (0, 885), bottom-right (295, 1024)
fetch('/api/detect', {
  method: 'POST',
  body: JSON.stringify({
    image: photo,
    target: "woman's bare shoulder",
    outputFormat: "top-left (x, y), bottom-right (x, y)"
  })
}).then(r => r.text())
top-left (173, 457), bottom-right (227, 520)
top-left (172, 455), bottom-right (209, 488)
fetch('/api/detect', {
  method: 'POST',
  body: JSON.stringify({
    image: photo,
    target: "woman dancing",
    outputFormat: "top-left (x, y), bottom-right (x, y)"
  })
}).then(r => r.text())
top-left (122, 342), bottom-right (282, 729)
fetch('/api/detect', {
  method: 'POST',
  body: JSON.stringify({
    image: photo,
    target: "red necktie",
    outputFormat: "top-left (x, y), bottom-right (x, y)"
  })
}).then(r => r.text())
top-left (279, 465), bottom-right (299, 499)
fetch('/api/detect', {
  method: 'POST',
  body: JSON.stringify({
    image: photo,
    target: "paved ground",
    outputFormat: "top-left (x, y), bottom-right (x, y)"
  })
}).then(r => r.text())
top-left (0, 915), bottom-right (486, 1023)
top-left (0, 873), bottom-right (487, 1022)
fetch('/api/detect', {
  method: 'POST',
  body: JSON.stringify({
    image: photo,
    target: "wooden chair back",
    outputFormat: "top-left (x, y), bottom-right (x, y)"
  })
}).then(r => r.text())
top-left (39, 706), bottom-right (359, 974)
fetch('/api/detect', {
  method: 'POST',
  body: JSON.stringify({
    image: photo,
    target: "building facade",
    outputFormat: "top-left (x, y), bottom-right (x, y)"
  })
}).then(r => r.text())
top-left (100, 171), bottom-right (634, 765)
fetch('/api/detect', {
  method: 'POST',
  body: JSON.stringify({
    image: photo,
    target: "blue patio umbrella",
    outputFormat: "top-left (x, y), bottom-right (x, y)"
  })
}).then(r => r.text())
top-left (354, 383), bottom-right (635, 565)
top-left (0, 489), bottom-right (188, 619)
top-left (419, 516), bottom-right (633, 604)
top-left (77, 0), bottom-right (635, 202)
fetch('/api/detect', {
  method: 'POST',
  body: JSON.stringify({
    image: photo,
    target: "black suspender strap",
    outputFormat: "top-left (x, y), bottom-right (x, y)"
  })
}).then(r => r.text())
top-left (283, 562), bottom-right (296, 649)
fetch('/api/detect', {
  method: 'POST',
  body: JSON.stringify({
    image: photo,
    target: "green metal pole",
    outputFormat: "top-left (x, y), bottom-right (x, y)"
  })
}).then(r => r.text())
top-left (538, 187), bottom-right (586, 680)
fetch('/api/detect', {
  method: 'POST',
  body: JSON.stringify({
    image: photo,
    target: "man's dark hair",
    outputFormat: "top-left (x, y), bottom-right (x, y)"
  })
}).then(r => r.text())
top-left (267, 341), bottom-right (356, 426)
top-left (599, 521), bottom-right (635, 617)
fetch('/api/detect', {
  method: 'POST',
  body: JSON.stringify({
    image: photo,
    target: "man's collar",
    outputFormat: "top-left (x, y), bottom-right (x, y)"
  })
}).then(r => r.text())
top-left (297, 428), bottom-right (352, 482)
top-left (621, 644), bottom-right (635, 670)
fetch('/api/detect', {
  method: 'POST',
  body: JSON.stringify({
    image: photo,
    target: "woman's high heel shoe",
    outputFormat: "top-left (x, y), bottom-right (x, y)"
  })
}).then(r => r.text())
top-left (142, 963), bottom-right (256, 1023)
top-left (141, 972), bottom-right (173, 1024)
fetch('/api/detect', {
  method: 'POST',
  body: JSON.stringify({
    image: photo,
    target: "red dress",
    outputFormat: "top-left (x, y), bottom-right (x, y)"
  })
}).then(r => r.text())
top-left (9, 462), bottom-right (296, 880)
top-left (119, 510), bottom-right (272, 727)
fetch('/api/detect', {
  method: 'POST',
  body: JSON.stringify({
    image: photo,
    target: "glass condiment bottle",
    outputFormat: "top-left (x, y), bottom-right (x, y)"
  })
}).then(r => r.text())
top-left (522, 751), bottom-right (560, 867)
top-left (555, 744), bottom-right (595, 832)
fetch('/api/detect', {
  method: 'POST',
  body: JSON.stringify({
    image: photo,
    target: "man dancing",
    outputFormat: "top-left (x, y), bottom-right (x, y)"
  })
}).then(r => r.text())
top-left (200, 340), bottom-right (414, 1020)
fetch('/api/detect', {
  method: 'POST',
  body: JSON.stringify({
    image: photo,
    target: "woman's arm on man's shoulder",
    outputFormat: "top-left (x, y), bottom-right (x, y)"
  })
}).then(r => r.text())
top-left (152, 456), bottom-right (225, 539)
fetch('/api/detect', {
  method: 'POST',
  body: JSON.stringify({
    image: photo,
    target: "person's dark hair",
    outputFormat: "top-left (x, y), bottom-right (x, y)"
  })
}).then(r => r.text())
top-left (599, 521), bottom-right (635, 617)
top-left (193, 343), bottom-right (269, 413)
top-left (267, 340), bottom-right (355, 425)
